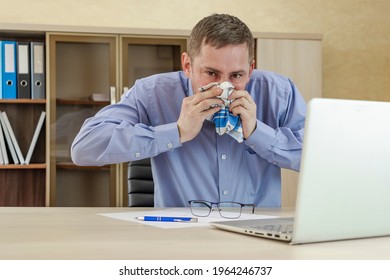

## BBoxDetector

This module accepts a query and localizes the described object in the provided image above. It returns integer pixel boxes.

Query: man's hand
[177,85,224,143]
[228,90,257,139]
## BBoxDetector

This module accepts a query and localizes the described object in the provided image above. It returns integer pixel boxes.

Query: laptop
[211,98,390,244]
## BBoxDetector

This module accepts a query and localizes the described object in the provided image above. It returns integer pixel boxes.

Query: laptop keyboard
[249,224,294,234]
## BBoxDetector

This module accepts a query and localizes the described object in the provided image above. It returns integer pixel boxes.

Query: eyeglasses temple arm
[241,203,255,214]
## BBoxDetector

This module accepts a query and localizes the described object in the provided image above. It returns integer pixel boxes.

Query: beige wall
[1,0,389,101]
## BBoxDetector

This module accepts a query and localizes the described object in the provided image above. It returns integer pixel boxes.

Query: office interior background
[2,1,390,265]
[0,0,388,208]
[1,0,389,102]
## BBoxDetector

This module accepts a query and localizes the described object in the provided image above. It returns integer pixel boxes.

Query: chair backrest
[127,158,154,206]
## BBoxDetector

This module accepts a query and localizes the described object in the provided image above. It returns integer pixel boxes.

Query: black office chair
[127,158,154,206]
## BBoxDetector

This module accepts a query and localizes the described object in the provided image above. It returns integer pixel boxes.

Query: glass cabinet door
[121,37,186,88]
[120,36,187,206]
[48,34,118,206]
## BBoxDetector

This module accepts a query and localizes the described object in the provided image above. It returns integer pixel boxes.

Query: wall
[1,0,389,101]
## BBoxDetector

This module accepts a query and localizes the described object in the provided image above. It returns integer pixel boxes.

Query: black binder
[17,42,31,99]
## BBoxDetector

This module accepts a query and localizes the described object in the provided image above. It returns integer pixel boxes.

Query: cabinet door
[121,37,186,89]
[120,36,187,206]
[256,37,322,207]
[48,34,118,206]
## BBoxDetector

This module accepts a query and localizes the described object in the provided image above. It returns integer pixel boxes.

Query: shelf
[56,98,109,106]
[0,99,46,104]
[0,163,46,169]
[56,162,110,171]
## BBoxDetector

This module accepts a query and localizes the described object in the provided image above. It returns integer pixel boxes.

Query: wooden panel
[55,169,110,207]
[257,38,322,101]
[257,37,322,207]
[0,169,45,206]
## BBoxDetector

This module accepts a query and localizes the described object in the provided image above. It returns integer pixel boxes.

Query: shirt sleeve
[244,79,306,171]
[71,82,182,166]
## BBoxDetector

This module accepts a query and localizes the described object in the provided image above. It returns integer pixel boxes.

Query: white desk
[0,207,389,260]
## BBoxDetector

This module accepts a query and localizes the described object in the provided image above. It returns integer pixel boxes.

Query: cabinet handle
[110,86,116,104]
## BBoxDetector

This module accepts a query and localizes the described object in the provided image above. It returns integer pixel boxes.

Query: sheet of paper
[99,208,276,229]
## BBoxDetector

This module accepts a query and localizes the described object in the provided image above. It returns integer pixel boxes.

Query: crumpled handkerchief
[202,82,244,143]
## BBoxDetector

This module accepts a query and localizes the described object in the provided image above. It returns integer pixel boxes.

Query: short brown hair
[187,14,254,64]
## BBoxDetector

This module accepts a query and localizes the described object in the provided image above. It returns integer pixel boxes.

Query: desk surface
[0,207,389,260]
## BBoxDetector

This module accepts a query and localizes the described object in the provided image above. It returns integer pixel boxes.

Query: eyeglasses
[188,200,255,219]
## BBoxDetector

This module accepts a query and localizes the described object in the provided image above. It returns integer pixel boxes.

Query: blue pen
[136,216,198,223]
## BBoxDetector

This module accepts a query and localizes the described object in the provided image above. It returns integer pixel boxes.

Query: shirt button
[221,154,227,160]
[166,142,173,149]
[134,152,141,158]
[223,190,229,195]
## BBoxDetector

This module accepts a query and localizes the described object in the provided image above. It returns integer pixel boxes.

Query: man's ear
[181,52,192,78]
[249,60,255,76]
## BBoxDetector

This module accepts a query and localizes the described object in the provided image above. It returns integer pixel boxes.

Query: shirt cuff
[154,122,182,153]
[244,120,276,158]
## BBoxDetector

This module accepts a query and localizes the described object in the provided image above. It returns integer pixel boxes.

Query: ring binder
[2,41,17,99]
[17,42,31,99]
[30,42,45,99]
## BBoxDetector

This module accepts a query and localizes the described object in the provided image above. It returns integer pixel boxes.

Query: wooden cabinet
[0,32,47,206]
[48,33,186,207]
[0,25,187,206]
[256,33,322,207]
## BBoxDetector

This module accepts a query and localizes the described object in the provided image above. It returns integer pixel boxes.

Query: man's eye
[232,73,243,79]
[206,71,216,76]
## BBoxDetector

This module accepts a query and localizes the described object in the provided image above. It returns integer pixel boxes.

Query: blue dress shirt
[71,70,306,207]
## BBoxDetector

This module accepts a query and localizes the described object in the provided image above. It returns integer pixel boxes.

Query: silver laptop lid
[292,98,390,244]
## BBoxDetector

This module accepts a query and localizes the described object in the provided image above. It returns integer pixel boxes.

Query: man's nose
[218,75,230,84]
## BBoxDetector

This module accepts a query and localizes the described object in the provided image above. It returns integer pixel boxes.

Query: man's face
[182,43,254,93]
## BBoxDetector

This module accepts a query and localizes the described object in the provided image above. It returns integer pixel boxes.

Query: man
[71,14,306,207]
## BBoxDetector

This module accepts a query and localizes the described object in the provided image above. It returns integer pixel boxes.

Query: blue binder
[0,41,2,98]
[2,41,17,99]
